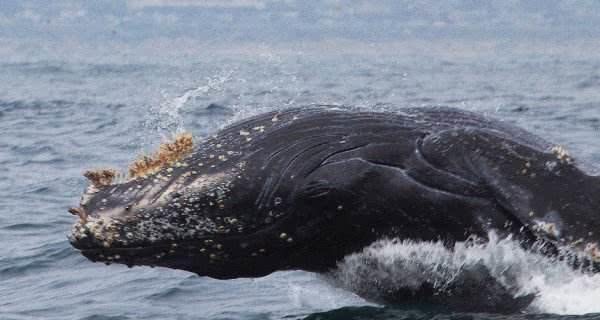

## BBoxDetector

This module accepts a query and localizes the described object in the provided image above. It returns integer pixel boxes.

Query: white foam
[287,279,368,310]
[332,233,600,315]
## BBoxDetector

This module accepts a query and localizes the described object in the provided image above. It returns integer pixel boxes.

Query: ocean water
[2,41,600,320]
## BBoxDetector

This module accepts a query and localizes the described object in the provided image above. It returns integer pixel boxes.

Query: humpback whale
[68,107,600,311]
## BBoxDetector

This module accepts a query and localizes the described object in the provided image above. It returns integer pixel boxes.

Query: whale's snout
[67,131,293,277]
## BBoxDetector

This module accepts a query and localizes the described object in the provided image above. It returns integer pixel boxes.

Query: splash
[156,76,229,134]
[142,71,234,148]
[331,233,600,315]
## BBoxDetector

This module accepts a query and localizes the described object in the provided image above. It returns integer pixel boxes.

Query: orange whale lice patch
[84,169,118,187]
[129,133,194,179]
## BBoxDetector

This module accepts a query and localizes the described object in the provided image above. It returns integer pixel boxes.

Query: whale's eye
[125,205,131,211]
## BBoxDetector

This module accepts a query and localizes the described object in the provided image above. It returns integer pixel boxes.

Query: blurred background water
[2,1,600,319]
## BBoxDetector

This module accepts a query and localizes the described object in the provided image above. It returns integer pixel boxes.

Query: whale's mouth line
[72,238,193,252]
[70,211,296,258]
[70,233,234,254]
[78,245,164,255]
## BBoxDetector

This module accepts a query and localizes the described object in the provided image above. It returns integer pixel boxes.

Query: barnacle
[129,133,194,179]
[83,169,118,187]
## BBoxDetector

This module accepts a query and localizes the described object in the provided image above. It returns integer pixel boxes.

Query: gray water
[2,41,600,319]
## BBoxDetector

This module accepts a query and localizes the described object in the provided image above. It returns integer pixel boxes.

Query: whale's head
[68,133,320,279]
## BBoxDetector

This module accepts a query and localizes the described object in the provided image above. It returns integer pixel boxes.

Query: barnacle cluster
[129,133,194,179]
[83,169,118,187]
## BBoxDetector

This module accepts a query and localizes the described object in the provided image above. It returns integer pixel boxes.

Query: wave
[330,233,600,315]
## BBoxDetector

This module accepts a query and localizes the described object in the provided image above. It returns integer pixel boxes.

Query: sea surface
[2,40,600,320]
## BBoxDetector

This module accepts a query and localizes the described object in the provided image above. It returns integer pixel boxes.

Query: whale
[68,106,600,311]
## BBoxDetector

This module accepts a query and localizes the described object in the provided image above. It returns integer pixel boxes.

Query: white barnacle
[551,145,573,164]
[239,130,250,136]
[545,161,558,171]
[534,220,560,238]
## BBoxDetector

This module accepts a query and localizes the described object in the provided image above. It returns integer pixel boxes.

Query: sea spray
[331,232,600,314]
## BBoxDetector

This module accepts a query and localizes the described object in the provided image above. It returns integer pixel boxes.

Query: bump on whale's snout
[68,206,87,223]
